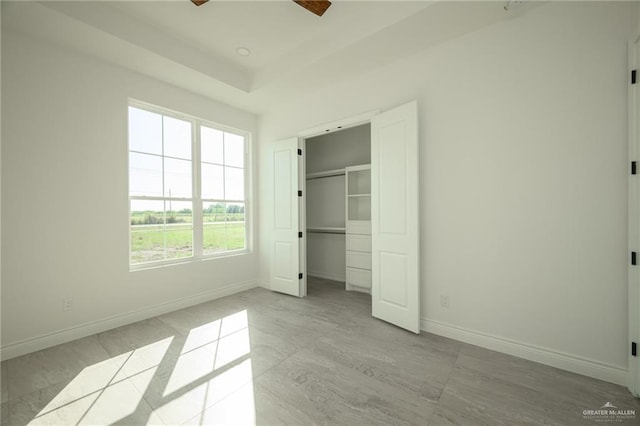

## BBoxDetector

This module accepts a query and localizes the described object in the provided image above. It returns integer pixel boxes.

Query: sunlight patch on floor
[183,376,257,425]
[114,337,174,381]
[219,310,249,338]
[183,319,222,354]
[30,338,173,425]
[214,328,251,370]
[163,345,217,396]
[154,359,255,425]
[27,310,258,425]
[39,354,128,415]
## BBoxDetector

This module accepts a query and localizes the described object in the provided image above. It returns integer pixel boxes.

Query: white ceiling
[3,1,528,113]
[108,1,435,73]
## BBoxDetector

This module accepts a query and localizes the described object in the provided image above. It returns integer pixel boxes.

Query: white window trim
[128,100,252,271]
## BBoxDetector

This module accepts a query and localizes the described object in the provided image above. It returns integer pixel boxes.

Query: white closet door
[371,101,420,333]
[271,137,302,297]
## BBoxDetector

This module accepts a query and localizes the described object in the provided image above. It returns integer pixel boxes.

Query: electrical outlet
[440,295,450,309]
[62,297,73,312]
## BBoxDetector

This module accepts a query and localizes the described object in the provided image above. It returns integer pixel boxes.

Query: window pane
[201,126,223,165]
[226,203,246,251]
[129,104,250,266]
[164,158,192,198]
[165,201,193,260]
[202,163,224,200]
[130,200,165,264]
[203,202,227,255]
[225,167,244,200]
[130,152,163,197]
[224,133,244,168]
[203,202,226,222]
[164,116,191,160]
[129,107,162,155]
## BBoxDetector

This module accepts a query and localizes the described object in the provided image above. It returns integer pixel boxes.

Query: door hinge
[632,251,637,266]
[298,190,302,197]
[298,231,303,238]
[633,69,637,85]
[633,342,637,357]
[297,149,302,156]
[632,161,637,175]
[298,273,303,279]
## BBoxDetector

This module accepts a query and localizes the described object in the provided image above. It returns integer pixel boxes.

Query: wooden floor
[2,277,639,425]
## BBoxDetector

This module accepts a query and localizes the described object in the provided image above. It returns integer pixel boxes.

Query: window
[128,103,248,267]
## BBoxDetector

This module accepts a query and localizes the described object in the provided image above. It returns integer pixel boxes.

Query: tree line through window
[128,104,248,266]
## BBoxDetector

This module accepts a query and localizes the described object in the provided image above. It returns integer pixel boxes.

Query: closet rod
[306,168,345,180]
[306,227,346,234]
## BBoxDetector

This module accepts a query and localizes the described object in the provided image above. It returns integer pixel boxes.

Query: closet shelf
[307,226,346,234]
[306,168,345,180]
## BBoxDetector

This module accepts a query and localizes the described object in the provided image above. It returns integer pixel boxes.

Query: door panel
[371,101,420,333]
[379,251,408,307]
[379,123,408,235]
[271,138,301,296]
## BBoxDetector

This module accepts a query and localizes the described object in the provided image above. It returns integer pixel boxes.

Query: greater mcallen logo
[582,402,636,423]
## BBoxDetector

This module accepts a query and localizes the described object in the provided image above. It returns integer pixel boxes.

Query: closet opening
[271,101,418,331]
[302,123,372,299]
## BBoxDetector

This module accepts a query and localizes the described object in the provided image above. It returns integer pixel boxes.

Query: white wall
[1,30,259,357]
[305,125,371,174]
[259,1,637,383]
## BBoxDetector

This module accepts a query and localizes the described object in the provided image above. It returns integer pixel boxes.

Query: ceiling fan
[190,0,332,17]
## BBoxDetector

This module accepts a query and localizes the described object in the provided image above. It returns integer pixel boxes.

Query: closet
[304,124,371,293]
[271,100,419,331]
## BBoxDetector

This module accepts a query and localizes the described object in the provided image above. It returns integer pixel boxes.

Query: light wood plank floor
[2,277,639,425]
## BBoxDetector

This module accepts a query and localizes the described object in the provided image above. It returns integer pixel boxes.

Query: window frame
[128,100,252,270]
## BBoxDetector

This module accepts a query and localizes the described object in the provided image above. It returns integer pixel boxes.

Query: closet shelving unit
[346,164,371,235]
[345,164,372,293]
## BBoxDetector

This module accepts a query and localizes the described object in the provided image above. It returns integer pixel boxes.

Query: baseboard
[308,271,346,282]
[421,318,628,387]
[1,280,258,360]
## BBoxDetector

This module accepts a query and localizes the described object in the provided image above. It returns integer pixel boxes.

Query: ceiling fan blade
[191,0,209,6]
[293,0,332,17]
